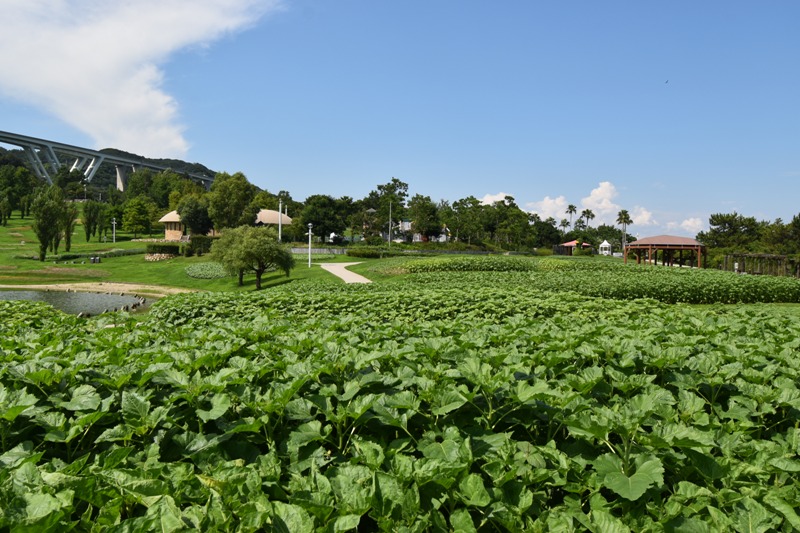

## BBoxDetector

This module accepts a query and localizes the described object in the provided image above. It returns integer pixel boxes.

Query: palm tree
[559,218,570,236]
[566,204,577,228]
[616,209,633,247]
[580,209,595,227]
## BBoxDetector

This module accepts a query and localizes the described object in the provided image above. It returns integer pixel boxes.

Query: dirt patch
[0,265,17,270]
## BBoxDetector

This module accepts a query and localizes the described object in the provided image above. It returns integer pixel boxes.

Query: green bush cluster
[403,255,537,273]
[145,243,181,255]
[346,247,406,259]
[184,262,229,279]
[183,235,217,257]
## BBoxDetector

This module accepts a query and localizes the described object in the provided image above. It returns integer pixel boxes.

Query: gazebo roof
[627,235,703,248]
[158,210,181,223]
[255,209,292,225]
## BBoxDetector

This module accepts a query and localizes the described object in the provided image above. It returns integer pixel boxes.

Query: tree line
[1,146,640,258]
[19,148,799,266]
[697,212,800,267]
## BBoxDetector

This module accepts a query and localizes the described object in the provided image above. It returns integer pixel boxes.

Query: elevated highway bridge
[0,130,215,191]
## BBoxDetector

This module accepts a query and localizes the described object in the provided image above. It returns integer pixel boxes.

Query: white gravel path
[319,262,372,284]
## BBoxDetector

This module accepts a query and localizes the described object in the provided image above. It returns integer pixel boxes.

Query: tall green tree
[122,196,157,238]
[616,209,633,247]
[532,218,562,248]
[580,209,595,228]
[31,186,65,261]
[207,172,258,230]
[300,195,345,241]
[60,202,80,252]
[82,200,106,242]
[0,165,38,215]
[696,212,763,249]
[363,178,409,240]
[211,226,295,289]
[124,169,154,200]
[149,170,186,208]
[0,194,11,226]
[449,196,483,244]
[559,218,570,236]
[407,194,440,240]
[566,204,577,228]
[53,167,86,199]
[177,194,213,236]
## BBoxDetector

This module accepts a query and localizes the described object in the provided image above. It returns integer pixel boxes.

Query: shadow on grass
[237,273,295,291]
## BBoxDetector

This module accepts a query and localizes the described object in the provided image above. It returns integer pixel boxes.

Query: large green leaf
[600,456,664,501]
[61,384,102,412]
[450,508,477,532]
[197,393,231,422]
[458,474,491,507]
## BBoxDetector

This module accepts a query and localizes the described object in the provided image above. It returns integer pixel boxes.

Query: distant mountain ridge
[98,147,216,177]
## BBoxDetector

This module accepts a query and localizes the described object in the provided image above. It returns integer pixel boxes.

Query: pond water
[0,290,147,316]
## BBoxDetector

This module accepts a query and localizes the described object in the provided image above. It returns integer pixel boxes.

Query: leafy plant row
[2,282,800,530]
[393,255,800,304]
[403,256,537,273]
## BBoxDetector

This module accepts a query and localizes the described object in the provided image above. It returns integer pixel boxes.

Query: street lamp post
[278,198,283,242]
[307,223,313,268]
[111,217,116,243]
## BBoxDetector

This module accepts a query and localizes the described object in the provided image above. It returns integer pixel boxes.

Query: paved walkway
[319,262,372,284]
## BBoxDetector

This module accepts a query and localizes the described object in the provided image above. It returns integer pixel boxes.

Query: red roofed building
[554,239,593,256]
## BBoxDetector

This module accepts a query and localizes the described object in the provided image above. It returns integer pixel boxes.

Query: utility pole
[307,223,313,268]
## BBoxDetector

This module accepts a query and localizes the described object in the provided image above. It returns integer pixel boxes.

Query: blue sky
[1,1,798,236]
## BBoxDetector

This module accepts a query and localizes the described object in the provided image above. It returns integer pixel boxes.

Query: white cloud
[0,0,281,157]
[680,217,705,234]
[665,217,704,236]
[525,195,568,221]
[631,206,656,226]
[580,181,620,224]
[480,192,513,205]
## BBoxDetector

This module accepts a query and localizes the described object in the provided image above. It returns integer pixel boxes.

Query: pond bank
[0,282,195,299]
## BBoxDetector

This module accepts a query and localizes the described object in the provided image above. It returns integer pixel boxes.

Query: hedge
[146,244,181,255]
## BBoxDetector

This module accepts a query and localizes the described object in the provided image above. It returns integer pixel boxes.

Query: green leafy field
[3,256,800,531]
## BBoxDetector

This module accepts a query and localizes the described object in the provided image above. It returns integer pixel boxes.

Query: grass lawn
[0,211,371,291]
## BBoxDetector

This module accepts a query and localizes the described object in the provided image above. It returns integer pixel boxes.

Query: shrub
[346,247,407,259]
[146,244,181,255]
[404,255,537,273]
[188,235,216,256]
[185,262,229,279]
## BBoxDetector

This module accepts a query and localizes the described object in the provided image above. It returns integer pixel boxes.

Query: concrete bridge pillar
[115,165,128,192]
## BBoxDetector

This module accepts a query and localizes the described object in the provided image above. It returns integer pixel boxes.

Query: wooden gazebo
[624,235,706,268]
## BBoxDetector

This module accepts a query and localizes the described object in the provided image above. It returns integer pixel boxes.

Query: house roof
[561,240,592,247]
[158,210,181,223]
[627,235,703,247]
[255,209,292,225]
